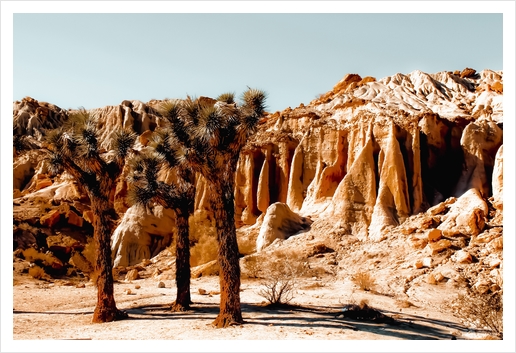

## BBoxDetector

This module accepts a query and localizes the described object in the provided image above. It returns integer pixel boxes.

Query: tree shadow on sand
[14,300,478,340]
[114,301,474,340]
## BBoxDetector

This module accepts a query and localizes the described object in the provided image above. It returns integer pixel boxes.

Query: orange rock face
[66,210,83,228]
[40,210,61,228]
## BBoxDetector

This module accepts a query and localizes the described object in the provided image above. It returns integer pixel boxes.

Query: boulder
[451,250,472,264]
[139,130,154,146]
[46,234,82,252]
[191,260,219,278]
[256,202,312,252]
[426,229,442,242]
[433,272,445,283]
[66,210,83,228]
[125,269,140,281]
[53,181,82,203]
[40,210,61,228]
[473,279,491,294]
[425,239,452,255]
[69,252,93,274]
[426,197,456,216]
[111,204,176,267]
[438,188,488,237]
[426,273,437,285]
[487,237,503,252]
[485,254,501,269]
[414,257,433,269]
[471,227,502,244]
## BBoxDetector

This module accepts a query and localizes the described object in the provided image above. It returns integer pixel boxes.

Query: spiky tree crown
[126,149,194,212]
[45,109,136,188]
[156,88,267,181]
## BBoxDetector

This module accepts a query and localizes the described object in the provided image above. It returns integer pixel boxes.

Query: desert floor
[9,263,506,353]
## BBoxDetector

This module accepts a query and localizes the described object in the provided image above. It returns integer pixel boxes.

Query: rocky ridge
[12,68,503,333]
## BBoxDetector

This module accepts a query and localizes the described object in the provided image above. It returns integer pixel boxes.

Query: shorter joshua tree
[127,147,195,311]
[46,109,136,323]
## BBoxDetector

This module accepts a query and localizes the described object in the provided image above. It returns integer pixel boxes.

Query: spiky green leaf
[196,105,222,147]
[217,92,235,104]
[112,129,137,159]
[158,99,182,125]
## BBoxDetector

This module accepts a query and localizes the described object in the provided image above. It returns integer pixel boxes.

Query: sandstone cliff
[238,68,503,242]
[12,67,503,270]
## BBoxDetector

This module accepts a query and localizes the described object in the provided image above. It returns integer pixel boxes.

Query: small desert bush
[82,238,96,266]
[28,265,46,279]
[339,298,394,323]
[242,255,261,278]
[189,211,218,267]
[351,271,376,292]
[449,288,503,339]
[22,248,57,267]
[237,231,258,255]
[257,250,307,305]
[76,238,99,282]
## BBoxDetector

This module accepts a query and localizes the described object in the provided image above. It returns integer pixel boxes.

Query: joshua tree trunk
[210,180,243,327]
[91,197,126,323]
[171,206,191,311]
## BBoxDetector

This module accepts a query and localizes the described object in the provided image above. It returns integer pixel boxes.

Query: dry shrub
[257,250,307,305]
[396,299,416,309]
[449,288,503,339]
[28,265,46,279]
[79,238,98,282]
[339,298,395,323]
[22,248,50,265]
[351,271,376,292]
[189,211,218,267]
[242,255,261,279]
[22,248,62,269]
[301,282,325,290]
[237,231,258,256]
[82,238,96,266]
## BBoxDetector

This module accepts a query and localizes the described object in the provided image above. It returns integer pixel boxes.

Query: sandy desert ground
[8,254,510,353]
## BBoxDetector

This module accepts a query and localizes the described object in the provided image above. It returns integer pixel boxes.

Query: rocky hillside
[13,68,503,329]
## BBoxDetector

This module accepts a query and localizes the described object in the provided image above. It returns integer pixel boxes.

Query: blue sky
[10,9,505,113]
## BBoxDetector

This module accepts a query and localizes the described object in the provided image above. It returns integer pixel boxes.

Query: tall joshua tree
[127,142,195,311]
[157,89,267,327]
[46,109,136,323]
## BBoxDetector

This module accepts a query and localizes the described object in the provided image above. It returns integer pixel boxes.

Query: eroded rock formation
[12,67,504,267]
[236,68,503,242]
[111,204,176,267]
[255,202,312,252]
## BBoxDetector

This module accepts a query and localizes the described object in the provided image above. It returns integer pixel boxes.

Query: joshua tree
[127,144,195,311]
[46,109,136,323]
[157,89,267,327]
